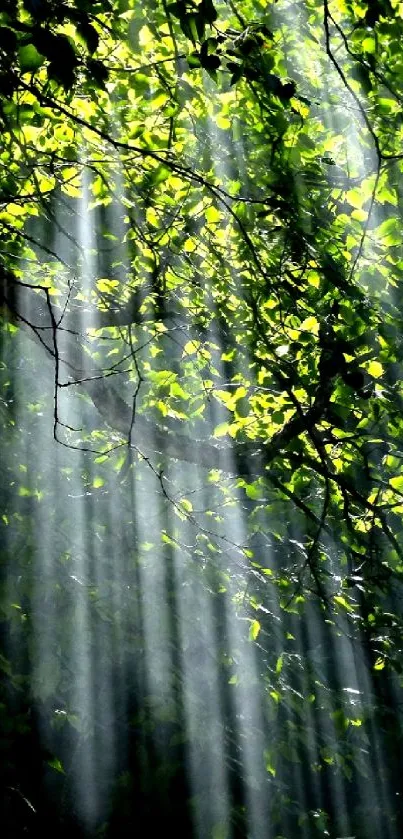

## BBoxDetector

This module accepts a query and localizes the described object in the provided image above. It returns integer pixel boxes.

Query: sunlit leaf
[249,619,261,641]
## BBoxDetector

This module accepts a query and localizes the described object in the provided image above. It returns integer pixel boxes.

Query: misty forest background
[1,0,403,837]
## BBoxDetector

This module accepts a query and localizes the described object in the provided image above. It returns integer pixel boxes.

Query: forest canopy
[1,1,403,838]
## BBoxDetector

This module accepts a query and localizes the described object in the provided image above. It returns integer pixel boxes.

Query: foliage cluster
[1,0,403,837]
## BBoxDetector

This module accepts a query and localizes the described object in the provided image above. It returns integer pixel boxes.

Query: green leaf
[245,482,261,500]
[18,43,45,72]
[275,654,283,674]
[48,757,65,774]
[187,51,202,68]
[249,619,261,641]
[390,476,403,493]
[214,422,231,438]
[367,360,383,378]
[331,708,350,733]
[205,205,221,223]
[333,595,355,612]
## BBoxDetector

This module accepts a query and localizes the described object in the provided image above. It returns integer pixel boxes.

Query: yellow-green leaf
[249,619,261,641]
[205,205,221,224]
[367,360,383,379]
